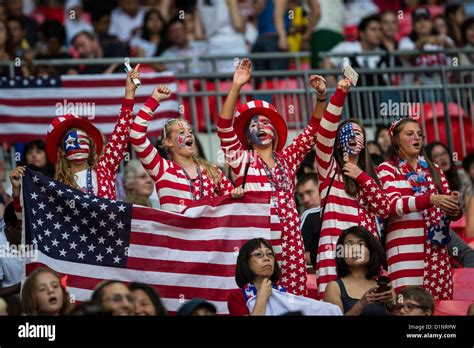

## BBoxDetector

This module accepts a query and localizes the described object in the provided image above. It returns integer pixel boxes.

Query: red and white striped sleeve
[96,98,134,177]
[217,116,249,178]
[377,161,432,216]
[217,167,234,195]
[281,117,320,175]
[129,97,168,182]
[315,89,348,181]
[356,171,390,218]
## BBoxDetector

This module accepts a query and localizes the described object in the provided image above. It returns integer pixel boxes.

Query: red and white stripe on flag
[0,72,179,142]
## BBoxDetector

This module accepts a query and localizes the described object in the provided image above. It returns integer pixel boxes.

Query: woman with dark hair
[129,282,167,316]
[324,226,395,315]
[378,118,462,300]
[227,238,341,316]
[375,125,391,159]
[20,139,55,178]
[314,79,390,298]
[445,2,466,47]
[90,280,134,316]
[460,17,474,65]
[426,141,474,237]
[21,267,71,315]
[131,8,164,57]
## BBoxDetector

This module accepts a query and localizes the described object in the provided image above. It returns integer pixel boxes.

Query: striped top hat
[233,100,287,151]
[46,114,104,164]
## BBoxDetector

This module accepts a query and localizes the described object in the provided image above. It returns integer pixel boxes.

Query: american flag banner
[21,169,281,314]
[0,73,179,142]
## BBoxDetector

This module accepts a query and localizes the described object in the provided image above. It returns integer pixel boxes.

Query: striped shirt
[130,97,233,213]
[314,89,390,297]
[378,160,459,299]
[217,100,322,296]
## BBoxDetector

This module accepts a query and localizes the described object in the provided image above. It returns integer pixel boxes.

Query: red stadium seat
[421,102,474,161]
[434,300,473,316]
[452,268,474,284]
[451,215,466,238]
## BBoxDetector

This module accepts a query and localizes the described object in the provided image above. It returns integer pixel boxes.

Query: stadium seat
[421,102,474,161]
[452,268,474,284]
[451,215,466,238]
[434,300,473,316]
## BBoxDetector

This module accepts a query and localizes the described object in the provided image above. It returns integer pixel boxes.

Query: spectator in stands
[448,232,474,268]
[227,238,342,315]
[309,0,345,68]
[20,139,55,178]
[6,16,30,59]
[394,286,434,316]
[91,10,122,49]
[177,298,217,316]
[109,0,145,43]
[367,141,385,166]
[5,0,38,47]
[462,153,474,190]
[287,0,318,53]
[323,14,386,81]
[375,125,391,158]
[296,173,321,269]
[159,16,210,74]
[195,0,248,72]
[21,267,71,315]
[71,30,129,74]
[123,160,156,208]
[433,14,449,36]
[399,7,454,100]
[0,20,13,73]
[296,149,316,179]
[378,118,462,300]
[446,2,466,47]
[90,280,134,316]
[251,0,289,71]
[380,10,399,52]
[64,0,94,44]
[426,141,474,237]
[324,226,396,315]
[36,20,73,75]
[129,282,167,316]
[131,8,164,57]
[0,203,22,300]
[460,17,474,66]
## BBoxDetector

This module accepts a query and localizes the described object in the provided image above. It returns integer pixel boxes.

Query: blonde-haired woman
[129,85,242,212]
[10,67,141,211]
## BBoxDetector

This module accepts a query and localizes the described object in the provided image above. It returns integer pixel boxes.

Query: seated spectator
[460,17,474,66]
[159,16,210,74]
[296,173,321,268]
[64,0,94,44]
[5,0,38,47]
[462,153,474,191]
[227,238,342,315]
[196,0,248,72]
[323,14,387,86]
[90,280,134,316]
[129,282,167,316]
[71,30,129,74]
[123,160,158,208]
[0,203,22,299]
[375,124,390,158]
[131,8,164,57]
[36,20,73,75]
[324,226,396,315]
[177,298,217,316]
[21,267,71,315]
[367,141,385,166]
[399,7,454,100]
[394,286,435,316]
[109,0,145,43]
[446,2,466,47]
[426,141,474,237]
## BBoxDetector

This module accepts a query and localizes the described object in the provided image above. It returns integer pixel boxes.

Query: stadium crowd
[0,0,474,317]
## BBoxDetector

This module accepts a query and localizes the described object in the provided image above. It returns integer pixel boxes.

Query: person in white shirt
[109,0,146,43]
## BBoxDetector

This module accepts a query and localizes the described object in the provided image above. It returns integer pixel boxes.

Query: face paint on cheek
[406,135,417,145]
[338,123,357,155]
[175,133,186,148]
[246,116,275,146]
[64,130,90,162]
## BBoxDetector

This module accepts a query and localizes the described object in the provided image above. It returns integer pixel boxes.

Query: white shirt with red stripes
[130,97,234,213]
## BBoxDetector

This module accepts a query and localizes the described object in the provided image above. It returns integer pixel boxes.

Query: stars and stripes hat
[46,114,104,165]
[233,100,287,151]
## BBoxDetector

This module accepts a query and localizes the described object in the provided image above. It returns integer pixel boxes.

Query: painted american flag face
[338,123,364,155]
[172,121,194,150]
[63,129,90,163]
[246,115,275,147]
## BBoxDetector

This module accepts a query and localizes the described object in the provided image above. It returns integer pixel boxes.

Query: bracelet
[317,98,327,102]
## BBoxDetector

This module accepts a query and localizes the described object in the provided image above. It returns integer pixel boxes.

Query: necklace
[397,156,429,196]
[86,167,93,194]
[176,160,203,201]
[260,153,290,222]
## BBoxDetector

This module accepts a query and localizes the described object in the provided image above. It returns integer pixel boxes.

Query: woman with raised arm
[314,78,390,299]
[378,118,462,299]
[217,58,330,296]
[129,85,240,213]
